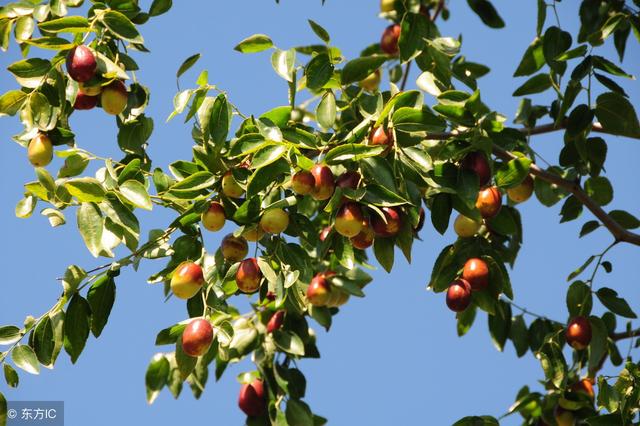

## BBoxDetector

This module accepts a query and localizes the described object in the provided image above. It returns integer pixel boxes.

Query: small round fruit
[78,80,103,96]
[371,207,402,237]
[242,225,265,242]
[335,171,361,191]
[446,279,472,312]
[311,164,335,201]
[461,151,491,187]
[380,24,401,55]
[350,219,375,250]
[260,208,289,234]
[27,133,53,167]
[170,262,204,300]
[238,379,266,417]
[453,214,482,238]
[359,69,381,92]
[73,92,98,110]
[236,258,262,293]
[566,316,592,350]
[100,80,128,115]
[380,0,395,13]
[266,311,285,334]
[369,126,393,155]
[334,202,364,238]
[221,170,244,198]
[476,186,502,218]
[554,406,575,426]
[182,318,213,357]
[66,45,96,82]
[221,234,249,262]
[292,170,315,195]
[462,258,489,291]
[201,201,226,232]
[307,273,331,306]
[571,379,595,401]
[507,176,534,203]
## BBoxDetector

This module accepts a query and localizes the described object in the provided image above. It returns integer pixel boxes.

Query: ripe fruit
[260,208,289,234]
[266,311,285,333]
[369,126,393,154]
[170,262,204,300]
[201,201,226,232]
[78,81,102,96]
[236,258,262,293]
[414,207,425,232]
[554,406,575,426]
[507,176,534,203]
[307,273,331,306]
[371,207,402,237]
[380,24,401,55]
[462,258,489,291]
[311,164,335,201]
[65,45,96,82]
[291,170,315,195]
[476,186,502,218]
[73,92,98,110]
[461,151,491,187]
[446,279,472,312]
[182,318,213,357]
[453,214,482,238]
[571,379,595,401]
[380,0,395,12]
[242,225,265,242]
[359,69,381,92]
[27,133,53,167]
[221,170,244,198]
[334,202,364,238]
[350,219,375,250]
[238,379,266,417]
[335,170,361,191]
[100,80,128,115]
[221,234,249,262]
[566,316,592,350]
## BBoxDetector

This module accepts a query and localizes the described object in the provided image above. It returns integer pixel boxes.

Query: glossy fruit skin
[380,24,401,55]
[27,133,53,167]
[369,126,394,155]
[66,45,96,82]
[446,279,472,312]
[554,406,575,426]
[507,175,534,203]
[319,225,332,242]
[260,208,289,234]
[292,171,314,195]
[201,201,225,232]
[242,225,265,242]
[335,171,361,191]
[566,316,592,350]
[238,379,266,417]
[73,92,98,110]
[170,262,204,300]
[476,186,502,218]
[571,379,595,400]
[462,151,491,187]
[222,170,244,198]
[266,311,285,334]
[380,0,395,12]
[350,219,375,249]
[182,318,213,357]
[221,234,249,262]
[334,202,364,237]
[236,258,262,293]
[78,80,102,96]
[462,258,489,291]
[414,207,425,232]
[371,207,402,237]
[100,80,128,115]
[359,69,381,92]
[453,214,482,238]
[310,164,335,201]
[307,273,331,306]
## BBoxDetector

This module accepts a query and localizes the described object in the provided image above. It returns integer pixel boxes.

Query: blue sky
[1,1,639,425]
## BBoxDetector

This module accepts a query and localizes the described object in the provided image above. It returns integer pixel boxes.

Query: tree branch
[425,122,640,247]
[611,327,640,342]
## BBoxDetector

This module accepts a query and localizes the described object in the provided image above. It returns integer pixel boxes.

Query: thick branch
[611,327,640,342]
[426,122,640,247]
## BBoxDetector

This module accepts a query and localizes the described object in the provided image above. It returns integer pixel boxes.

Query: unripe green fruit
[27,133,53,167]
[359,69,381,92]
[222,171,244,198]
[101,80,128,115]
[453,214,482,238]
[260,208,289,234]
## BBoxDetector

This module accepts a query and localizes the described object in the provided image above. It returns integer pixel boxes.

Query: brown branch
[611,327,640,342]
[426,122,640,247]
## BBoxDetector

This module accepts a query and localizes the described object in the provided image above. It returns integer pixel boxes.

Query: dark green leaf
[63,295,91,364]
[234,34,273,53]
[176,53,200,79]
[596,288,637,318]
[102,10,143,43]
[87,275,116,337]
[341,55,387,85]
[594,92,640,139]
[305,53,333,90]
[512,73,552,96]
[466,0,504,28]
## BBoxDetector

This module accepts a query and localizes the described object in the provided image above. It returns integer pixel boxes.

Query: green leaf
[488,301,511,351]
[4,364,18,388]
[64,295,91,364]
[286,399,314,426]
[316,90,336,129]
[587,316,608,372]
[514,39,545,76]
[430,193,452,235]
[25,37,75,50]
[119,180,152,210]
[584,176,613,206]
[495,156,532,188]
[596,288,637,318]
[251,145,287,169]
[457,306,477,337]
[0,326,22,345]
[341,55,387,85]
[324,144,385,164]
[466,0,505,28]
[555,45,588,61]
[77,203,104,258]
[234,34,273,53]
[65,178,106,203]
[373,237,394,273]
[308,20,330,43]
[101,10,144,43]
[273,330,305,356]
[452,415,499,426]
[7,58,50,79]
[145,354,169,404]
[512,73,552,96]
[209,93,231,147]
[32,316,54,367]
[12,345,39,375]
[542,26,572,73]
[392,106,447,132]
[0,391,6,426]
[271,49,296,82]
[176,53,200,79]
[15,195,36,219]
[38,16,90,33]
[305,53,333,90]
[399,13,431,62]
[538,341,566,388]
[566,280,593,317]
[149,0,172,16]
[0,90,28,116]
[594,92,640,139]
[87,275,116,337]
[609,210,640,230]
[509,315,529,357]
[580,220,600,237]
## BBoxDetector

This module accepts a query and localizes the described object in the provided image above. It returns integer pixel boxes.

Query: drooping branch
[426,122,640,247]
[612,327,640,342]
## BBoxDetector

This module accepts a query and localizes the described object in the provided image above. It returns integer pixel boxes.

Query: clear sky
[1,1,639,425]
